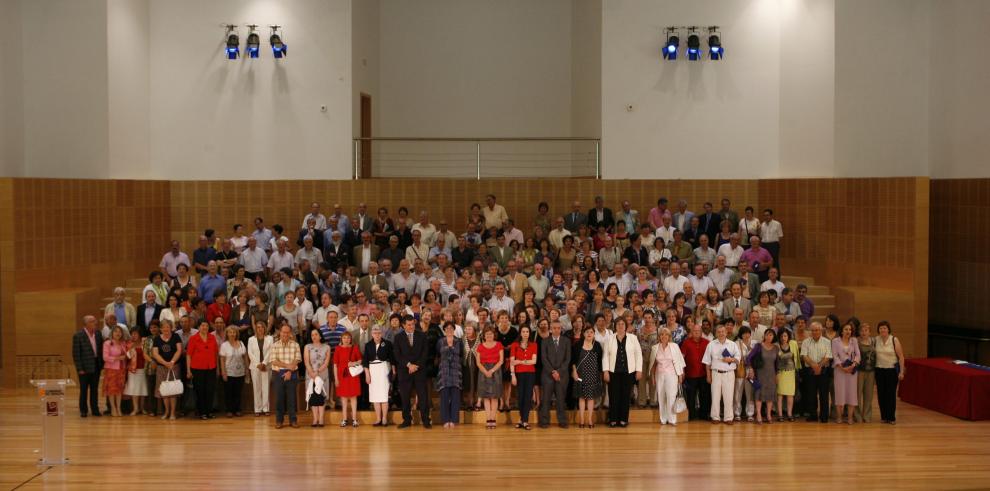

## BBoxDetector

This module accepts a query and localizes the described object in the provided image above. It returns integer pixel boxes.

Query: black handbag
[308,391,326,407]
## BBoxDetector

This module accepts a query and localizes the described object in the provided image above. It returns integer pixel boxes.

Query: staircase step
[807,294,834,303]
[806,285,829,295]
[125,278,149,289]
[781,275,816,286]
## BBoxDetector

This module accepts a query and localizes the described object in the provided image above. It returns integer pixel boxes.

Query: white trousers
[710,371,735,422]
[733,377,754,418]
[250,367,270,413]
[655,371,680,424]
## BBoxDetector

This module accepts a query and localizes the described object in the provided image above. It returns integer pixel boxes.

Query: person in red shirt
[680,323,711,421]
[509,325,538,430]
[186,320,219,420]
[206,291,232,325]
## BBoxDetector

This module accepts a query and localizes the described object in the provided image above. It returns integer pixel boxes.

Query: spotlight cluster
[662,26,722,61]
[224,24,287,60]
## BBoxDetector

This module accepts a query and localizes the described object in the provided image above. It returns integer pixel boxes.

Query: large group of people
[73,195,907,430]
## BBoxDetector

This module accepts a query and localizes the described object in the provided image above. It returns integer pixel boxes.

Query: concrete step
[806,285,830,295]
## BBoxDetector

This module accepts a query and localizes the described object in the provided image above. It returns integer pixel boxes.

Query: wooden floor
[1,389,989,490]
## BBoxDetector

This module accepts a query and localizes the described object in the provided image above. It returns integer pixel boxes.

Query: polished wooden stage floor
[1,389,988,490]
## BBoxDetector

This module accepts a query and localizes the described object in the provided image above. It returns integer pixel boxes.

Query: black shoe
[538,423,550,429]
[92,411,102,417]
[423,421,432,429]
[397,422,412,429]
[558,423,569,429]
[80,413,88,418]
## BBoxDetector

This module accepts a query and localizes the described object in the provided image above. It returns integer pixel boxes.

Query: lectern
[29,378,75,465]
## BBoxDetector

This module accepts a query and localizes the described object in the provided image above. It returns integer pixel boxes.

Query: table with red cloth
[899,357,990,421]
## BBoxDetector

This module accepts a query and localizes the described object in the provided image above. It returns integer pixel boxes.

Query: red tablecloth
[899,357,990,420]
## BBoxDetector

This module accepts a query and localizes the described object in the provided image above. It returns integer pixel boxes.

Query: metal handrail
[352,137,602,180]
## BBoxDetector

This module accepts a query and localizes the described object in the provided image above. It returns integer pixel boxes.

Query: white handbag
[674,385,687,414]
[159,369,184,397]
[348,365,365,377]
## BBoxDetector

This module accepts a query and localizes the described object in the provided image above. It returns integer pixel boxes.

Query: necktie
[407,332,414,346]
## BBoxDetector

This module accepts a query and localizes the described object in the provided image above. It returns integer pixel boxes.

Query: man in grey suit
[539,321,571,429]
[563,200,587,233]
[722,282,752,321]
[72,315,104,417]
[737,261,761,301]
[672,199,695,232]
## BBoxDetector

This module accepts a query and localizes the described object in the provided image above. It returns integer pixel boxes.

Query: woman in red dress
[333,331,364,427]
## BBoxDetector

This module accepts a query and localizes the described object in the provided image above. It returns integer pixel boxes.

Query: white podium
[29,378,75,465]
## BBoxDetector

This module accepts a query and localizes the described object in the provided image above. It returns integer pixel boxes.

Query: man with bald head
[72,315,105,417]
[564,200,587,233]
[800,321,833,423]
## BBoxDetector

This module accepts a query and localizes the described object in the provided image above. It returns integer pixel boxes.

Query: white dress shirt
[760,220,783,243]
[716,244,744,267]
[702,338,741,372]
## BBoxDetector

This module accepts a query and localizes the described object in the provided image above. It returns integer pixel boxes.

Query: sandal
[515,423,524,429]
[522,423,531,430]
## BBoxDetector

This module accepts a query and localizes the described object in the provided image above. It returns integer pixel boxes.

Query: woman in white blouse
[230,224,249,253]
[247,321,273,416]
[738,206,760,246]
[159,293,187,326]
[649,327,686,426]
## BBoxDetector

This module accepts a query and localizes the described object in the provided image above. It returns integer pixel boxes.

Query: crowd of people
[73,195,907,430]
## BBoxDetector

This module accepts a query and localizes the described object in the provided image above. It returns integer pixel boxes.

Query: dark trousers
[78,371,101,415]
[181,369,196,414]
[358,377,371,410]
[272,370,299,424]
[684,376,711,420]
[439,386,461,424]
[539,373,569,425]
[607,371,635,423]
[876,368,899,422]
[763,241,780,270]
[803,368,830,422]
[398,370,430,424]
[191,369,216,417]
[224,376,245,413]
[515,372,536,423]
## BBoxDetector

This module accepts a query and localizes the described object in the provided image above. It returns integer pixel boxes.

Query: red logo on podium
[46,401,58,416]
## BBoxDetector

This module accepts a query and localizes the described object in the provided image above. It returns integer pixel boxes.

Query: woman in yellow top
[753,292,776,327]
[775,329,801,422]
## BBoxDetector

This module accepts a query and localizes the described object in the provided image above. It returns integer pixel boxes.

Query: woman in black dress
[494,312,518,412]
[571,326,604,428]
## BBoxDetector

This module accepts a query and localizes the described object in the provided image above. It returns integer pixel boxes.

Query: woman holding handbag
[124,327,149,416]
[749,329,779,424]
[649,327,686,426]
[333,331,364,427]
[832,322,861,425]
[875,321,906,424]
[152,319,184,420]
[305,328,330,427]
[572,326,603,429]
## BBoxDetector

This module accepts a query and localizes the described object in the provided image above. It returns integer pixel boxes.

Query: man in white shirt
[716,233,745,269]
[502,218,524,247]
[655,214,677,245]
[605,263,633,296]
[159,240,191,279]
[485,283,515,316]
[252,217,274,253]
[390,259,420,296]
[268,238,294,274]
[703,325,741,424]
[688,263,715,297]
[432,220,458,249]
[301,202,327,230]
[329,204,350,234]
[598,236,622,271]
[760,267,786,297]
[238,237,268,280]
[672,199,694,232]
[743,311,768,342]
[548,217,571,251]
[708,255,736,294]
[527,263,549,302]
[296,235,323,268]
[662,262,688,299]
[427,236,452,266]
[759,208,783,270]
[411,211,437,246]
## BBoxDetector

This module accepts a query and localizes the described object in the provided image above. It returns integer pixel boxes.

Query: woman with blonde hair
[649,327,686,426]
[219,325,248,417]
[102,326,129,416]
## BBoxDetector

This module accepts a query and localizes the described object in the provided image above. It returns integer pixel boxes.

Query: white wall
[602,0,783,179]
[108,0,151,179]
[778,0,834,177]
[377,0,575,177]
[929,0,990,179]
[571,0,603,176]
[148,0,352,180]
[0,0,24,177]
[352,0,379,140]
[834,0,930,177]
[20,0,109,179]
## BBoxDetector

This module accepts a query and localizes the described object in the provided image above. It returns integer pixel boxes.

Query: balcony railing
[352,137,601,179]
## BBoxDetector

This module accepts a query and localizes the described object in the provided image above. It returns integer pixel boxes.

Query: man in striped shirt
[800,322,833,423]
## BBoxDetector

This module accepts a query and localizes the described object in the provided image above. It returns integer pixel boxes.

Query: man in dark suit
[563,200,587,233]
[323,229,350,272]
[697,201,722,245]
[586,195,615,232]
[377,235,405,270]
[351,232,381,275]
[623,234,650,267]
[72,315,104,417]
[539,320,571,429]
[297,217,325,250]
[357,262,390,298]
[393,315,431,428]
[136,290,163,337]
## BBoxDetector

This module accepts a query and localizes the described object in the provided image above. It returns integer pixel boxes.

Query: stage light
[708,27,723,60]
[687,30,701,61]
[246,25,260,58]
[662,28,679,60]
[270,25,287,59]
[224,25,239,60]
